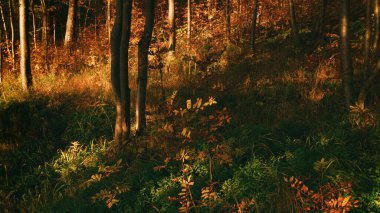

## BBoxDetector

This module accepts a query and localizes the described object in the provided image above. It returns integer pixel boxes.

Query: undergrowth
[0,34,379,213]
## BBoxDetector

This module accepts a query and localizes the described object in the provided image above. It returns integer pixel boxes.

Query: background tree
[19,0,32,91]
[168,0,176,51]
[225,0,231,42]
[288,0,301,45]
[64,0,77,47]
[136,0,156,135]
[187,0,191,46]
[340,0,354,107]
[250,0,259,52]
[363,0,372,81]
[9,0,15,70]
[314,0,328,40]
[374,0,380,53]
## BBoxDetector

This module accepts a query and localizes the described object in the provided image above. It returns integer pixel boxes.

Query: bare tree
[340,0,354,107]
[373,0,380,54]
[19,0,32,91]
[187,0,191,46]
[363,0,372,82]
[0,2,10,57]
[225,0,231,42]
[9,0,15,70]
[64,0,77,46]
[288,0,301,45]
[168,0,176,51]
[250,0,259,52]
[41,0,49,70]
[30,0,37,49]
[314,0,328,40]
[136,0,156,135]
[111,0,133,143]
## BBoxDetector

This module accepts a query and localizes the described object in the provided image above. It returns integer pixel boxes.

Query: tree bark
[364,0,372,82]
[374,0,380,54]
[41,0,49,71]
[314,0,328,40]
[250,0,259,52]
[107,0,111,44]
[0,2,11,61]
[225,0,231,43]
[136,0,156,135]
[288,0,301,46]
[111,0,133,143]
[168,0,176,51]
[187,0,191,46]
[9,0,15,71]
[64,0,77,46]
[358,59,380,106]
[340,0,354,107]
[19,0,32,91]
[30,0,37,49]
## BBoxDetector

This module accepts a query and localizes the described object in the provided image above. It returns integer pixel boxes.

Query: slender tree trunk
[340,0,354,107]
[374,0,380,54]
[314,0,328,40]
[168,0,176,51]
[53,16,56,48]
[225,0,231,43]
[64,0,77,46]
[187,0,191,46]
[136,0,156,135]
[9,0,15,71]
[107,0,111,44]
[111,0,123,142]
[288,0,301,45]
[111,0,133,143]
[358,59,380,106]
[19,0,32,91]
[364,0,372,82]
[250,0,259,52]
[41,0,49,70]
[118,0,132,141]
[30,0,37,49]
[0,2,10,60]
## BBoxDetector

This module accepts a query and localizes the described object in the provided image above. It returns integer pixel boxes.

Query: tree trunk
[0,2,11,61]
[364,0,372,82]
[19,0,32,91]
[111,0,133,143]
[225,0,231,43]
[9,0,15,71]
[168,0,176,51]
[30,0,37,49]
[288,0,301,46]
[374,0,380,54]
[340,0,354,107]
[136,0,156,135]
[250,0,258,52]
[118,0,132,141]
[107,0,111,44]
[358,59,380,106]
[187,0,191,46]
[111,0,132,143]
[64,0,77,46]
[41,0,49,71]
[314,0,328,40]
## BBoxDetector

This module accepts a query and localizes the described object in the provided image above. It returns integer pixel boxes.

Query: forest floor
[0,35,379,212]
